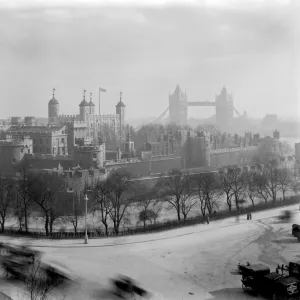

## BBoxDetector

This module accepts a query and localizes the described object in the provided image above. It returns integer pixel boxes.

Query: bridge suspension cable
[133,107,169,131]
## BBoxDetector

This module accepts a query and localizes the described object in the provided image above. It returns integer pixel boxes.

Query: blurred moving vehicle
[278,210,291,222]
[0,242,71,288]
[111,275,150,299]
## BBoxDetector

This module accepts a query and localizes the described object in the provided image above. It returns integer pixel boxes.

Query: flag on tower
[99,87,106,92]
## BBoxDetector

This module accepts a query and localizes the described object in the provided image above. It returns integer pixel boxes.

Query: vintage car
[238,262,300,299]
[241,264,271,291]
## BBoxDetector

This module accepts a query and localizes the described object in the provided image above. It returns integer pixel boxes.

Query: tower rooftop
[79,89,89,106]
[48,88,59,105]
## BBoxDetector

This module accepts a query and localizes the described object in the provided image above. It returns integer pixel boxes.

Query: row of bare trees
[0,163,297,236]
[154,164,297,222]
[0,167,76,235]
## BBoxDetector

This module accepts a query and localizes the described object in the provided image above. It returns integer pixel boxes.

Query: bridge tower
[169,84,187,126]
[215,87,233,132]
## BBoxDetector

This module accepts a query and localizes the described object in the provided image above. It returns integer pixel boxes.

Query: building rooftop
[7,125,65,133]
[116,100,126,108]
[48,97,59,105]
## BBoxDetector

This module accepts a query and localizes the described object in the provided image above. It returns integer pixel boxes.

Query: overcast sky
[0,0,299,120]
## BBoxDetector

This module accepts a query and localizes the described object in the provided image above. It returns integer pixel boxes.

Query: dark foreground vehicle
[239,263,300,300]
[111,275,150,299]
[292,225,300,241]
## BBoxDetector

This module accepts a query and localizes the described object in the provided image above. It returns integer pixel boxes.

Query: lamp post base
[84,235,88,244]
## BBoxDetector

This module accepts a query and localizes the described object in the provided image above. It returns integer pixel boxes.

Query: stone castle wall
[209,146,257,167]
[105,157,182,176]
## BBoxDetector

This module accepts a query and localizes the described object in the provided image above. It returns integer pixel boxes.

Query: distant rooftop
[7,125,65,133]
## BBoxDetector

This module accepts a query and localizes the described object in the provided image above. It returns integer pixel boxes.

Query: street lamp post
[84,194,89,244]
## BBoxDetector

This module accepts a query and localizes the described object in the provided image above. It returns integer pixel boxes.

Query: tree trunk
[113,221,119,235]
[143,220,146,228]
[104,223,108,236]
[227,196,232,211]
[49,219,54,235]
[235,194,240,210]
[282,190,286,200]
[249,196,255,208]
[0,222,4,233]
[44,215,49,236]
[24,208,28,233]
[177,209,181,221]
[72,218,78,235]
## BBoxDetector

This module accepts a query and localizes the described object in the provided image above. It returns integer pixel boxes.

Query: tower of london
[48,89,126,147]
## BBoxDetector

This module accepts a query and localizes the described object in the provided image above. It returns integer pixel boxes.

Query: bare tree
[278,140,293,157]
[28,172,66,236]
[193,171,222,216]
[156,169,196,222]
[62,192,84,235]
[264,164,280,202]
[246,172,259,207]
[277,168,292,200]
[0,175,14,233]
[150,200,163,224]
[253,173,269,202]
[92,180,112,236]
[229,168,247,210]
[106,170,136,235]
[219,169,234,211]
[136,184,158,228]
[15,167,34,233]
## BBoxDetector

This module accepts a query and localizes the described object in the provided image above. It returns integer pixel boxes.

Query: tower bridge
[141,85,241,132]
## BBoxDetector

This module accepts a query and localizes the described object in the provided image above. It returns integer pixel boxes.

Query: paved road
[0,204,299,300]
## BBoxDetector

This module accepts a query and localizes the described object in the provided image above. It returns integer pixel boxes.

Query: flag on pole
[99,87,106,92]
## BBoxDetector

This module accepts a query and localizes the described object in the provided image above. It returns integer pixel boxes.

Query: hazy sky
[0,0,299,120]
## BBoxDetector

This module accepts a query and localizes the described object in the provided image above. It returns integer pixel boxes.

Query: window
[28,149,30,153]
[20,148,23,153]
[61,138,65,143]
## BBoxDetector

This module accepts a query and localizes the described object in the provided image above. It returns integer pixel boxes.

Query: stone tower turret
[79,89,89,122]
[48,88,59,125]
[88,92,95,114]
[116,91,126,142]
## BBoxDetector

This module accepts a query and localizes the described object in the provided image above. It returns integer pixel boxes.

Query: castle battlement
[210,146,257,154]
[75,145,102,152]
[0,140,25,146]
[58,114,78,118]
